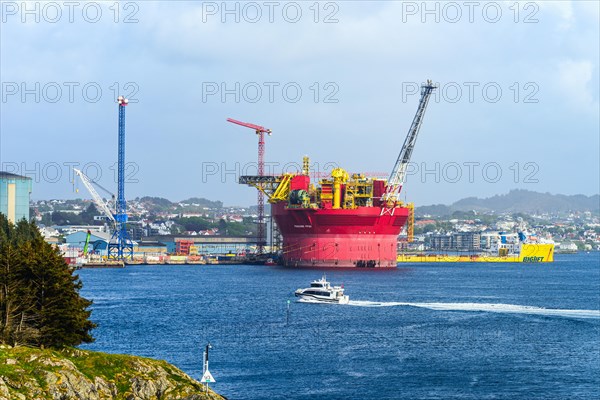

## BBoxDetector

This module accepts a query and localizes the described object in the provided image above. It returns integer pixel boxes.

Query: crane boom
[383,80,437,204]
[227,118,272,134]
[74,168,116,225]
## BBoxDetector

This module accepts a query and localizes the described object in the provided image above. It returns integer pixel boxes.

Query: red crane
[227,118,272,254]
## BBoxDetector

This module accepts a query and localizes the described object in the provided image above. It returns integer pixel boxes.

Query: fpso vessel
[238,81,437,268]
[268,168,411,267]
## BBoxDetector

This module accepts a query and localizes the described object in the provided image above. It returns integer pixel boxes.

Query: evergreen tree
[80,203,101,225]
[0,232,34,345]
[0,214,95,348]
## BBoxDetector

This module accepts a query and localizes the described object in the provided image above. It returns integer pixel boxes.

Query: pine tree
[31,232,96,348]
[0,214,96,348]
[0,234,29,345]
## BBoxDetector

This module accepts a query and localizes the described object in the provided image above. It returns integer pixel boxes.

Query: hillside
[417,190,600,216]
[0,345,223,400]
[136,196,223,212]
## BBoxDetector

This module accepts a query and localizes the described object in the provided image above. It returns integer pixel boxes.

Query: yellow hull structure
[397,244,555,263]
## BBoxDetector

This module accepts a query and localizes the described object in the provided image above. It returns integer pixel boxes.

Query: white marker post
[201,343,216,394]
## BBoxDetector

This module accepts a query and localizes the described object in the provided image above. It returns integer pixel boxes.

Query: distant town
[32,191,600,260]
[5,169,597,264]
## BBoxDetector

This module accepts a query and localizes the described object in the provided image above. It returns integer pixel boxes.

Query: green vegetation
[0,213,95,348]
[413,223,436,235]
[137,196,174,212]
[179,197,223,209]
[174,216,214,232]
[0,214,224,399]
[40,203,102,226]
[417,189,600,216]
[171,216,256,236]
[0,345,223,399]
[135,196,224,214]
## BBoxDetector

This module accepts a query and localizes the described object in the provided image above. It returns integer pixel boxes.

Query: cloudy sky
[1,0,598,206]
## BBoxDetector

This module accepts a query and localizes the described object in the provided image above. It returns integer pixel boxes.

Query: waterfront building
[0,172,32,223]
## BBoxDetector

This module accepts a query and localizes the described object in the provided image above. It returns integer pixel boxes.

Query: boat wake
[297,297,337,304]
[347,300,600,320]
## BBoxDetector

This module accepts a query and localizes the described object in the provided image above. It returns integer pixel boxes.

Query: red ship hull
[272,202,408,267]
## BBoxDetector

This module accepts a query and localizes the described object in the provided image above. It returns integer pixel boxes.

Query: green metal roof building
[0,172,32,223]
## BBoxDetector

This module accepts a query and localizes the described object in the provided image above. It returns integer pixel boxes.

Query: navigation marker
[201,369,216,383]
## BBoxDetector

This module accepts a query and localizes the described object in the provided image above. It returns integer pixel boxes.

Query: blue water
[79,253,600,399]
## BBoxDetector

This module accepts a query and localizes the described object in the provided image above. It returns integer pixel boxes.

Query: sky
[1,0,598,207]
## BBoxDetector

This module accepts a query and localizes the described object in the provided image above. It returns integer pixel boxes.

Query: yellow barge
[398,243,555,263]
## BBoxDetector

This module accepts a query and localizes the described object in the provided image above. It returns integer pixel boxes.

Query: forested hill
[417,190,600,216]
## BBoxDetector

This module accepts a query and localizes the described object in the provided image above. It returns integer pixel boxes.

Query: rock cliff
[0,345,223,400]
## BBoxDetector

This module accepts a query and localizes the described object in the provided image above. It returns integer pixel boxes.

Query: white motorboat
[295,275,349,304]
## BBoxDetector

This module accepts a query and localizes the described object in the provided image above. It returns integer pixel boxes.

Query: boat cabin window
[311,283,323,287]
[304,290,331,296]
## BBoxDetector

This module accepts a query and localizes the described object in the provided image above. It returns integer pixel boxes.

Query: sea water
[79,252,600,399]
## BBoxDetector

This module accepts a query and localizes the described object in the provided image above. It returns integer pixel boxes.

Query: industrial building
[142,235,255,255]
[134,241,168,258]
[65,231,111,256]
[0,172,32,223]
[430,232,482,252]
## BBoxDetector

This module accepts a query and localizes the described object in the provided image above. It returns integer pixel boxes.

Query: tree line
[172,216,256,236]
[0,213,95,348]
[38,203,102,226]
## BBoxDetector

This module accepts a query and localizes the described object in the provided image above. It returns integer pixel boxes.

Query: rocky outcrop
[0,345,223,400]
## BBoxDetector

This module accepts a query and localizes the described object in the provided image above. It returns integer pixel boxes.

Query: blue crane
[108,96,134,259]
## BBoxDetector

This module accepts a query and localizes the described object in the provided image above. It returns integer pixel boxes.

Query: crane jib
[73,168,116,225]
[383,81,437,203]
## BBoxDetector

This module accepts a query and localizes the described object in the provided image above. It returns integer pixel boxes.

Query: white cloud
[557,59,598,114]
[575,1,600,23]
[535,0,575,29]
[2,1,598,201]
